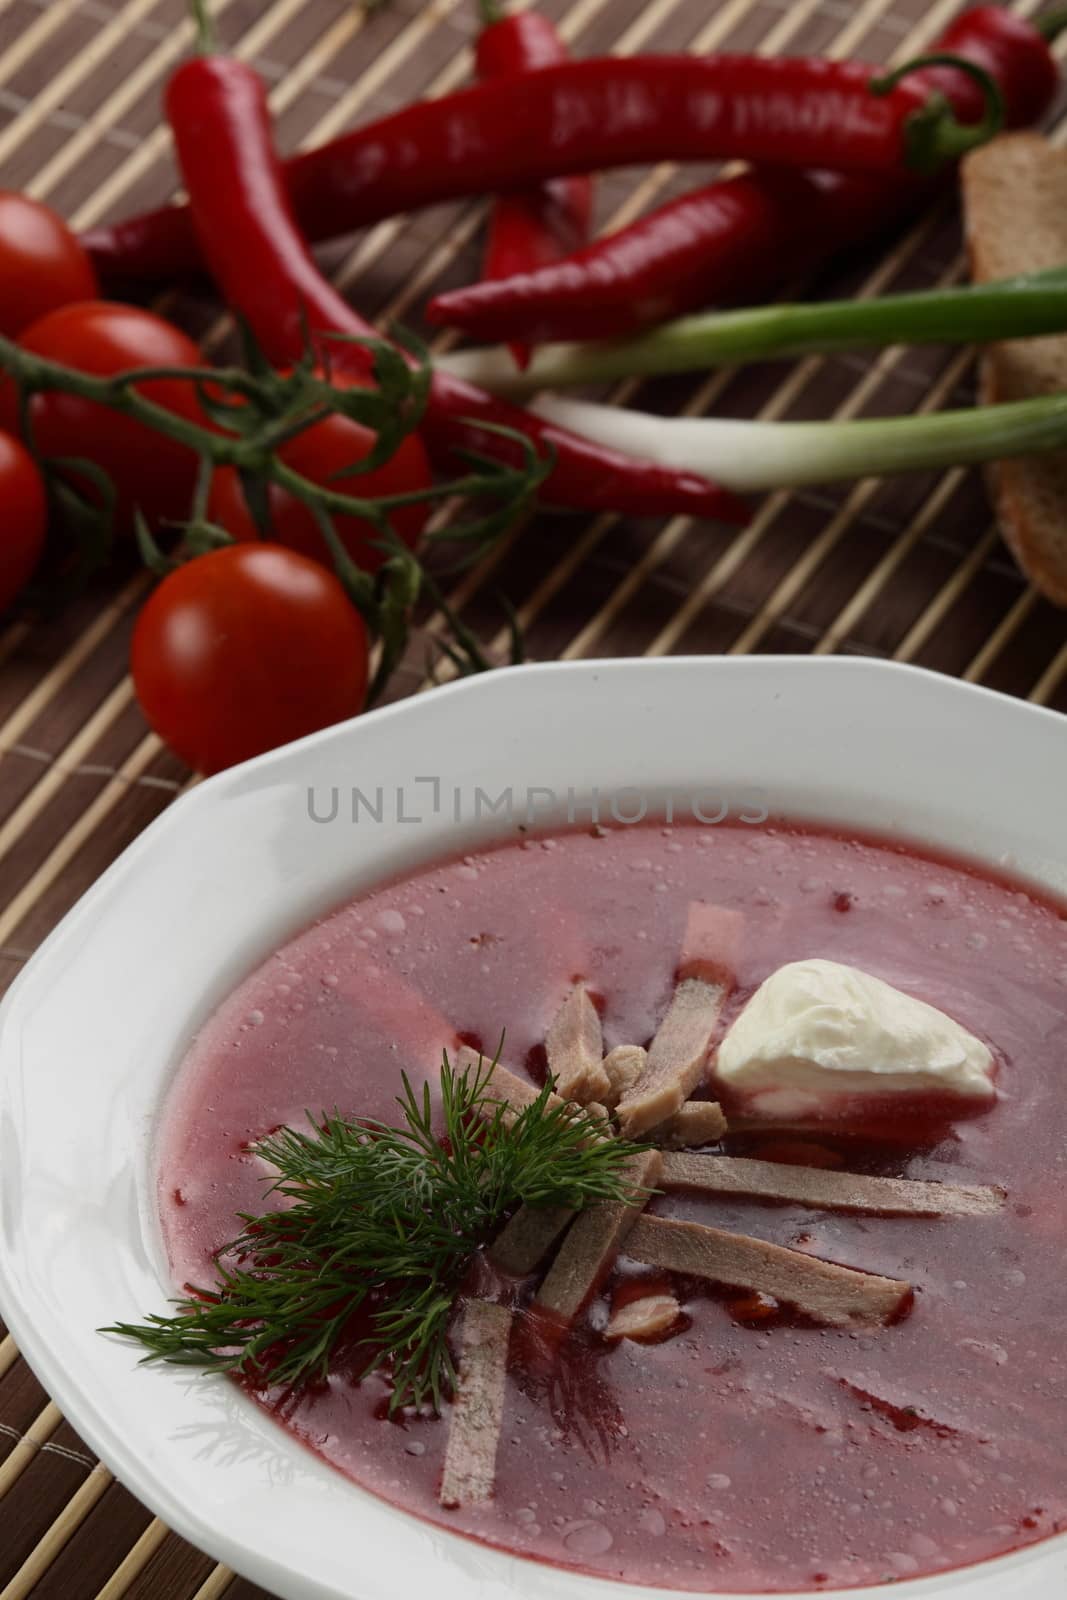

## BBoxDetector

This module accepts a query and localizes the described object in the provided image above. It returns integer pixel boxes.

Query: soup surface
[159,821,1067,1592]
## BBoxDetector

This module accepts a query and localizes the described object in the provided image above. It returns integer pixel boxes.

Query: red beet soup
[158,820,1067,1592]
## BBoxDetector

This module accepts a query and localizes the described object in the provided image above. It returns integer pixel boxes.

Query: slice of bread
[962,133,1067,606]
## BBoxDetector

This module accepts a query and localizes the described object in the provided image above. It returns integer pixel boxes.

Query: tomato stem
[0,330,545,533]
[306,501,378,608]
[190,452,215,525]
[0,326,543,688]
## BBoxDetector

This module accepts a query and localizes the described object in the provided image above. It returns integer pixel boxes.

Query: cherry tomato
[131,543,368,775]
[0,429,47,611]
[7,302,204,533]
[207,378,430,573]
[0,193,98,338]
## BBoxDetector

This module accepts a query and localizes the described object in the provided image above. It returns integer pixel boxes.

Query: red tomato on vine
[131,543,369,776]
[0,193,98,337]
[4,302,205,533]
[0,430,47,611]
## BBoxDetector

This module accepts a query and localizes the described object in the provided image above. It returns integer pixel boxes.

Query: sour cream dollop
[715,958,996,1116]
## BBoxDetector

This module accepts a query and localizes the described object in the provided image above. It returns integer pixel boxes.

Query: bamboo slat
[0,1,82,90]
[0,1462,113,1600]
[0,1402,63,1501]
[0,1337,17,1384]
[93,1520,170,1600]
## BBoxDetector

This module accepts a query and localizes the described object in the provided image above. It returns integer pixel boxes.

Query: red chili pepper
[427,6,1063,346]
[85,43,1003,284]
[430,167,841,344]
[919,4,1063,123]
[475,0,592,369]
[164,51,747,525]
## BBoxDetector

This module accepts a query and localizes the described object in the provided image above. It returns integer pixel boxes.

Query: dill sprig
[104,1052,643,1414]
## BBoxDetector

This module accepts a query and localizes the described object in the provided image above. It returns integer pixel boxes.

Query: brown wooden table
[0,1,1065,1596]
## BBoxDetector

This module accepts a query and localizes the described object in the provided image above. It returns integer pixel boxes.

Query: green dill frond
[103,1050,645,1414]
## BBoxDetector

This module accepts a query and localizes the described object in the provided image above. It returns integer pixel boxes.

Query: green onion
[438,268,1067,401]
[530,390,1067,494]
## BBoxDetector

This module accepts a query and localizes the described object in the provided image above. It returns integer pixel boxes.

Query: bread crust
[962,134,1067,606]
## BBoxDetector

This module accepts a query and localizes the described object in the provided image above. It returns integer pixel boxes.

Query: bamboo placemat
[0,0,1066,1595]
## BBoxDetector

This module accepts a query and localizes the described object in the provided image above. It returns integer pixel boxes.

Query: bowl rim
[1,654,1066,1600]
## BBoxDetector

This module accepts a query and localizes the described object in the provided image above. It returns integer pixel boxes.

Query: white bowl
[1,657,1065,1600]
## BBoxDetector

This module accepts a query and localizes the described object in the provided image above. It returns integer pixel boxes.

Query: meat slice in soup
[439,1300,512,1509]
[605,1292,683,1342]
[600,1043,645,1108]
[545,982,610,1105]
[626,1213,913,1328]
[659,1152,1006,1216]
[616,902,739,1136]
[490,1203,575,1275]
[615,974,730,1135]
[535,1149,663,1323]
[651,1099,729,1148]
[461,1047,563,1118]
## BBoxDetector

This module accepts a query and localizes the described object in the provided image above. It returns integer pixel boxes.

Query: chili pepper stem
[1034,5,1067,40]
[477,0,507,23]
[439,268,1067,398]
[189,0,218,55]
[532,390,1067,494]
[871,54,1005,174]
